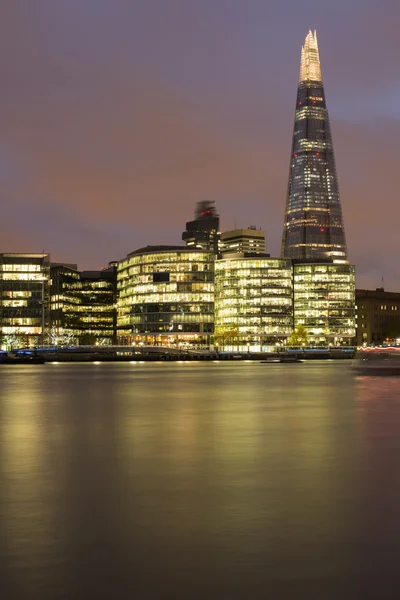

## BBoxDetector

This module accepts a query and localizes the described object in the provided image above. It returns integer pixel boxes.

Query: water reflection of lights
[356,375,400,403]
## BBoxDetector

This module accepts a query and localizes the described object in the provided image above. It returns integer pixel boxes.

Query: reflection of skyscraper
[281,31,348,262]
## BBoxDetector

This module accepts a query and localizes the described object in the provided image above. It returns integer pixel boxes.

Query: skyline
[1,1,399,288]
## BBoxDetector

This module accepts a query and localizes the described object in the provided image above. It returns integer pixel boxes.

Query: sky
[1,0,399,289]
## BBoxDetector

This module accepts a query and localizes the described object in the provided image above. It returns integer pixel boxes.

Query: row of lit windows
[216,323,292,333]
[125,293,214,303]
[131,314,213,324]
[131,283,214,294]
[1,264,44,272]
[2,318,42,326]
[1,326,42,335]
[215,262,290,271]
[2,274,48,281]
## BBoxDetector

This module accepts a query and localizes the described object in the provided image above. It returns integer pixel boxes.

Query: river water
[0,361,399,599]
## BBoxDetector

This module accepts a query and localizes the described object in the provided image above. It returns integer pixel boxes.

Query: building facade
[117,246,214,347]
[281,31,347,263]
[293,261,355,344]
[355,288,400,346]
[182,201,220,254]
[220,227,266,256]
[50,264,117,345]
[214,255,293,350]
[0,253,50,348]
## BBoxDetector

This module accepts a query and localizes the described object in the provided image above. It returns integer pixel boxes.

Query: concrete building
[355,288,400,346]
[220,227,266,256]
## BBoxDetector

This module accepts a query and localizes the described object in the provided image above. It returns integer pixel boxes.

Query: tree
[287,325,308,346]
[79,333,97,346]
[44,326,76,347]
[214,325,240,346]
[1,329,24,350]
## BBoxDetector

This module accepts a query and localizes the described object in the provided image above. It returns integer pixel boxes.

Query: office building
[0,253,50,348]
[50,263,117,345]
[214,255,293,350]
[281,31,347,262]
[293,261,355,344]
[117,246,214,346]
[182,201,220,254]
[355,288,400,346]
[220,227,266,256]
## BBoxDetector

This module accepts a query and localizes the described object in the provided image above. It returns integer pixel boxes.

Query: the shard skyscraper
[281,31,348,262]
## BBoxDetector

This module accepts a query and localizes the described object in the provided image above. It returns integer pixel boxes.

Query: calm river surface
[0,361,400,599]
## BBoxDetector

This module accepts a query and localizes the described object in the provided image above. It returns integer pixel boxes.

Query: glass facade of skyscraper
[281,31,347,262]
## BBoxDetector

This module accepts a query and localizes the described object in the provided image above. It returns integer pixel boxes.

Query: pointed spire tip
[299,29,322,83]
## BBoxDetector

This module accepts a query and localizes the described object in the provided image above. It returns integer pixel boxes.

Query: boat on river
[352,346,400,376]
[0,351,45,365]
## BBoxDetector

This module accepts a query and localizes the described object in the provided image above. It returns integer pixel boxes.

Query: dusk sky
[1,0,399,288]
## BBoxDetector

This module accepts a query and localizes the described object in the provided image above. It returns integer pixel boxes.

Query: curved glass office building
[117,246,214,347]
[214,256,293,351]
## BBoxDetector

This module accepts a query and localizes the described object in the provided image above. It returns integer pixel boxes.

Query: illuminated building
[50,264,80,339]
[117,246,214,346]
[182,201,220,254]
[355,288,400,346]
[214,255,293,350]
[281,31,348,262]
[50,264,117,344]
[0,253,50,347]
[293,261,355,344]
[220,227,266,256]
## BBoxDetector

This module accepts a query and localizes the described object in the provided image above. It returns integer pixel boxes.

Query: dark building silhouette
[355,288,400,346]
[281,31,347,263]
[182,201,220,254]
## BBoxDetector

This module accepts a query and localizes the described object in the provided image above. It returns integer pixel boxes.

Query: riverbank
[1,345,356,363]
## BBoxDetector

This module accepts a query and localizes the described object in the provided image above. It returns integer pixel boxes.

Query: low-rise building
[117,246,214,347]
[214,255,293,350]
[293,261,356,344]
[355,288,400,346]
[50,264,117,345]
[0,253,50,348]
[220,227,266,256]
